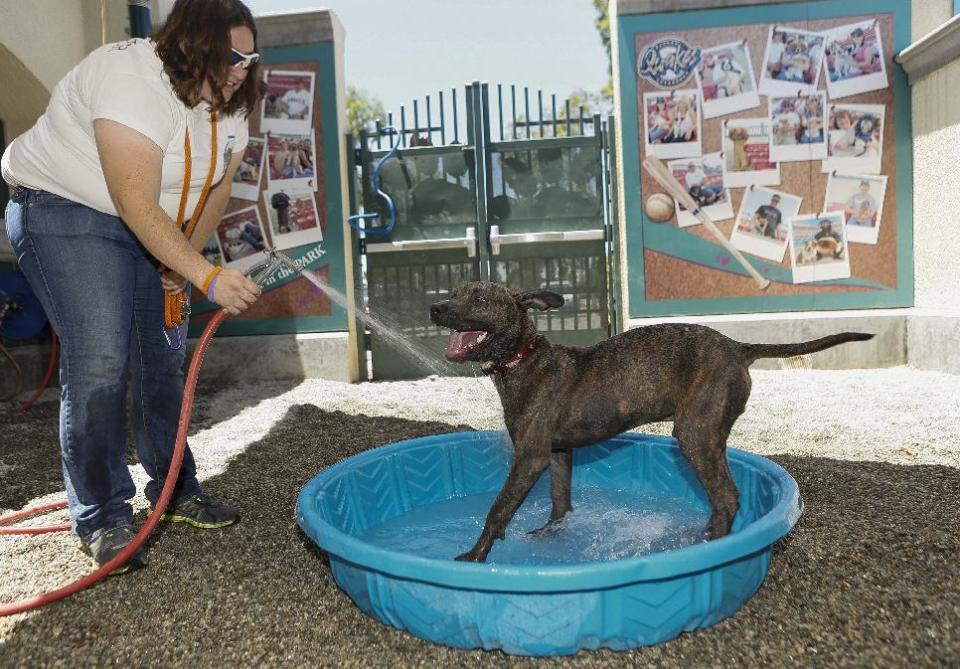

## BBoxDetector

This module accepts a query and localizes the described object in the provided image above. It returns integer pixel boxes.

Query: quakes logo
[637,37,702,87]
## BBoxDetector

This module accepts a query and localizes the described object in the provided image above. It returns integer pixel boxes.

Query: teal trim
[617,0,913,318]
[189,42,350,337]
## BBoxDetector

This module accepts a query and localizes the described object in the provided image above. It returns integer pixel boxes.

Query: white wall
[1,1,90,92]
[908,2,960,312]
[0,0,135,93]
[911,0,952,41]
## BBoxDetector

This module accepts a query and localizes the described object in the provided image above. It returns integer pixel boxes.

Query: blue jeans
[5,189,201,542]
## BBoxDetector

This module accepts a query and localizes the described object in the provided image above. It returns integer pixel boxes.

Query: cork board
[621,5,911,316]
[190,59,334,331]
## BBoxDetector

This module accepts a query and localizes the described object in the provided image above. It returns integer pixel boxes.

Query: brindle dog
[430,281,873,562]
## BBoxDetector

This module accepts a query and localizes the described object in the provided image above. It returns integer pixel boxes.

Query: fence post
[604,115,624,335]
[345,132,371,381]
[468,81,492,281]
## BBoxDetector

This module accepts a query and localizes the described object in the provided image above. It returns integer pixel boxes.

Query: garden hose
[0,309,228,617]
[4,329,58,417]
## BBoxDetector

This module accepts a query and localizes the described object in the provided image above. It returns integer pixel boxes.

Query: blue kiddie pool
[296,431,802,656]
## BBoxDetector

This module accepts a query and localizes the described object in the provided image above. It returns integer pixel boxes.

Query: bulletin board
[188,42,350,337]
[616,0,913,318]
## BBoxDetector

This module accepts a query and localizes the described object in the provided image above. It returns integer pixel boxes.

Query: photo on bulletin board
[215,206,267,271]
[822,19,889,99]
[261,69,315,135]
[667,153,733,227]
[230,136,265,201]
[262,185,324,251]
[759,25,826,97]
[789,211,850,283]
[266,131,318,192]
[642,90,703,160]
[201,234,223,267]
[823,172,888,245]
[730,185,803,262]
[822,103,884,174]
[769,92,828,162]
[694,41,761,119]
[721,117,780,188]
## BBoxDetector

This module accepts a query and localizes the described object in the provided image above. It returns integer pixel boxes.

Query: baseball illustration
[645,192,676,222]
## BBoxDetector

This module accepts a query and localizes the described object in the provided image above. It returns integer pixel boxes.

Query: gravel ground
[1,366,959,667]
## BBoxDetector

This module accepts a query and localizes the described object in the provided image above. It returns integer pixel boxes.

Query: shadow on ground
[1,407,958,667]
[0,377,299,511]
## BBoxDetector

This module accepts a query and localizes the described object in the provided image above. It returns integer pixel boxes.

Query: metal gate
[348,82,621,380]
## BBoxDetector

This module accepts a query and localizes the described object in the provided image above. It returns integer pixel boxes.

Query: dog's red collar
[482,337,542,375]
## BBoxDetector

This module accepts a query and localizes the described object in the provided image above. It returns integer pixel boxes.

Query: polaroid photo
[694,41,760,119]
[769,92,828,163]
[789,211,851,283]
[266,131,318,193]
[730,185,802,263]
[823,172,887,245]
[215,206,267,272]
[759,26,826,97]
[821,103,884,175]
[823,20,888,99]
[721,117,780,188]
[200,234,223,268]
[667,153,733,228]
[642,90,702,160]
[262,185,323,251]
[230,136,265,201]
[261,70,315,135]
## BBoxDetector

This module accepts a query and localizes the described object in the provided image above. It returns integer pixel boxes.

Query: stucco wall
[0,44,50,147]
[0,0,122,93]
[911,0,952,40]
[910,56,960,312]
[906,0,958,312]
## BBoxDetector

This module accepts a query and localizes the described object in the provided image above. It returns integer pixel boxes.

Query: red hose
[0,341,24,402]
[0,310,227,617]
[0,500,70,535]
[8,329,59,416]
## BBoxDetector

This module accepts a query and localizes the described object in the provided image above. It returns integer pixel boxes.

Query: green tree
[346,86,386,137]
[592,0,614,104]
[593,0,611,74]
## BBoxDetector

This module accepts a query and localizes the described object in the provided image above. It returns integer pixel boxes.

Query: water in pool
[362,479,711,564]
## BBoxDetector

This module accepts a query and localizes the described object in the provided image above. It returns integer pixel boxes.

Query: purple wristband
[206,276,218,302]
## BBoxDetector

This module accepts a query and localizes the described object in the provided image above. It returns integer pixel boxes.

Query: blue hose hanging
[348,126,400,235]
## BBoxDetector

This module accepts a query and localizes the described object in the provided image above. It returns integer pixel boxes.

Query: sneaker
[80,525,147,576]
[154,491,239,529]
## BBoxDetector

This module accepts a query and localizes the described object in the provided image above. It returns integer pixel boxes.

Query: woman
[2,0,265,573]
[647,99,671,144]
[829,109,855,156]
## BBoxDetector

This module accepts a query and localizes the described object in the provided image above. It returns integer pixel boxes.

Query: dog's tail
[739,332,874,363]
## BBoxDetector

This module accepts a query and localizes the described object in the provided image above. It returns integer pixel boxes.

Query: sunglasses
[230,47,260,70]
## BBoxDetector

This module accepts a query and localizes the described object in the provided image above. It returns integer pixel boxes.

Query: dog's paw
[527,521,563,539]
[454,550,486,562]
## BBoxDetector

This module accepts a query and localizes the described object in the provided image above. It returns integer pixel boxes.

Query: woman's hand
[159,266,188,294]
[211,268,261,316]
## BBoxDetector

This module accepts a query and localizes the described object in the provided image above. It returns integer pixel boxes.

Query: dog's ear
[518,290,564,311]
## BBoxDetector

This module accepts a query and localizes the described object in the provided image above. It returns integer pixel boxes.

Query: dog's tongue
[445,330,487,360]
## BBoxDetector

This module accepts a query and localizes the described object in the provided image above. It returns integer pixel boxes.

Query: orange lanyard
[164,111,219,333]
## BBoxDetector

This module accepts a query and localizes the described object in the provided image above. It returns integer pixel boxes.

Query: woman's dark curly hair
[152,0,266,118]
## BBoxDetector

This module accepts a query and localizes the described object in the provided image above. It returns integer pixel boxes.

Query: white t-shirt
[684,168,706,189]
[280,88,311,119]
[1,38,249,222]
